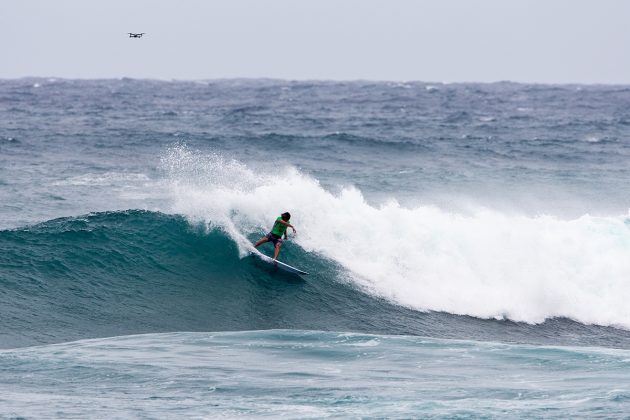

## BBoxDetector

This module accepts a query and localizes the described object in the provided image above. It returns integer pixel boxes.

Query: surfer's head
[281,212,291,221]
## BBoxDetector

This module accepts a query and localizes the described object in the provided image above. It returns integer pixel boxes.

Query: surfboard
[253,249,309,275]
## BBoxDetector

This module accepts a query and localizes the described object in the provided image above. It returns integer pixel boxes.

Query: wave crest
[161,145,630,328]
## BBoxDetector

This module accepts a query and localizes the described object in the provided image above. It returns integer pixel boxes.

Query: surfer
[254,212,297,261]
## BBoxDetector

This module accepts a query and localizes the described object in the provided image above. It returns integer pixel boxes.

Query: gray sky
[2,0,629,83]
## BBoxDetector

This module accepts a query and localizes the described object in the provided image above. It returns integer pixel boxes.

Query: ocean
[1,78,630,417]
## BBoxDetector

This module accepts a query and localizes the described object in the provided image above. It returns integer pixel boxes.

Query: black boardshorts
[266,232,283,246]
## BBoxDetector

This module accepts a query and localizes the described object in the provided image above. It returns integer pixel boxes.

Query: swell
[2,210,630,349]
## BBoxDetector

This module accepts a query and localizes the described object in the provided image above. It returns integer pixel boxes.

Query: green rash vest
[271,217,289,237]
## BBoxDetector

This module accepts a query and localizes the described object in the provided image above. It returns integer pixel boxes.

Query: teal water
[3,210,629,351]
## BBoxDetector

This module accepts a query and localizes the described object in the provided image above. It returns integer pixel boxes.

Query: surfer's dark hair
[282,212,291,220]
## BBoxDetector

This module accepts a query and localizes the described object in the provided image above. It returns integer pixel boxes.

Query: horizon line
[2,75,630,87]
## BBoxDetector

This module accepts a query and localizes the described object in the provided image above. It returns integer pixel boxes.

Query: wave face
[2,208,630,350]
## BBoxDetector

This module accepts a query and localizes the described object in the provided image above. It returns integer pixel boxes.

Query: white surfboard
[252,249,309,275]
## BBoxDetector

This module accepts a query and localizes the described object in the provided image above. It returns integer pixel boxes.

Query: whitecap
[159,145,630,329]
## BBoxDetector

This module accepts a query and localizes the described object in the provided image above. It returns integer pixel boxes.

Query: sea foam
[161,145,630,328]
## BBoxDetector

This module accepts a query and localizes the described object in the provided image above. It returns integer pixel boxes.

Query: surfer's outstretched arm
[276,219,297,234]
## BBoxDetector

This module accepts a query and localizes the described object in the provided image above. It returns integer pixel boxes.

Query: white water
[161,145,630,328]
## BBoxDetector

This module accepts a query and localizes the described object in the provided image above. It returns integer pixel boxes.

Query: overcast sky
[2,0,629,84]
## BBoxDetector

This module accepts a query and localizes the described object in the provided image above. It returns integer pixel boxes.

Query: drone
[128,33,145,38]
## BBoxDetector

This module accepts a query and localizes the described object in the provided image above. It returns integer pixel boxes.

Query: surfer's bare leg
[254,237,269,248]
[273,243,282,260]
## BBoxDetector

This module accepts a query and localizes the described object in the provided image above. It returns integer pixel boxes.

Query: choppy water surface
[2,331,630,418]
[1,78,630,417]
